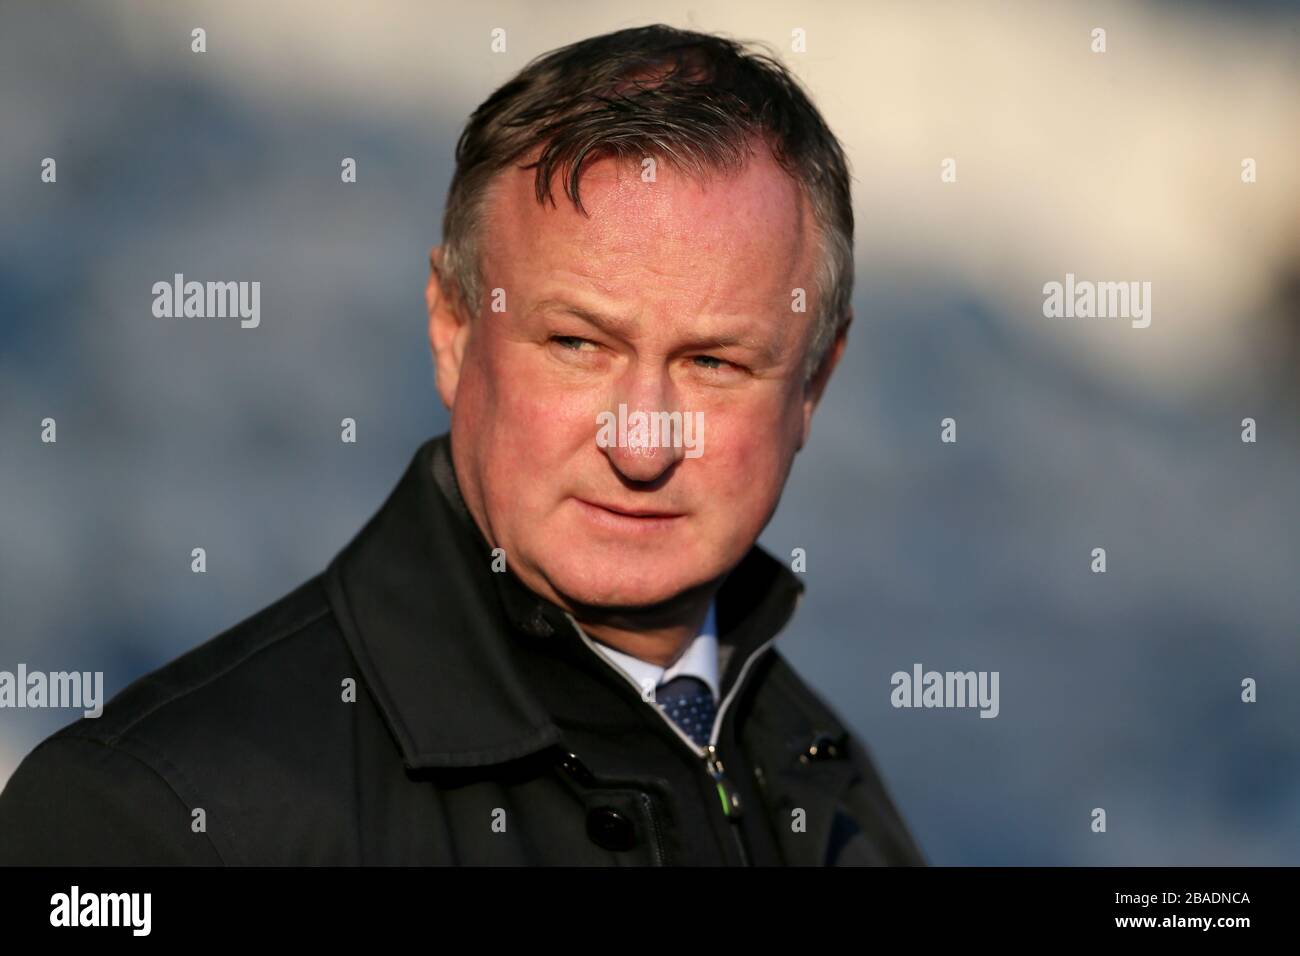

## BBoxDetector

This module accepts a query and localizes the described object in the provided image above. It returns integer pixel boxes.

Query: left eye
[553,335,597,350]
[693,355,728,370]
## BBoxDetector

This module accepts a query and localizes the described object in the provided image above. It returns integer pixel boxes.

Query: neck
[572,591,716,667]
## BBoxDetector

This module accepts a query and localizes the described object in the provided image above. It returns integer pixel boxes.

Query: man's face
[428,144,842,613]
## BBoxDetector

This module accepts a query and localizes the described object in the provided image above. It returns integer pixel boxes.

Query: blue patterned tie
[655,675,717,747]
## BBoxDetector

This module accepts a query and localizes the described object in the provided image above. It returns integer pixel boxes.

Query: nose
[603,419,685,482]
[597,368,687,483]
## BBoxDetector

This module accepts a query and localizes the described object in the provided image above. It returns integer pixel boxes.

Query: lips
[576,498,685,519]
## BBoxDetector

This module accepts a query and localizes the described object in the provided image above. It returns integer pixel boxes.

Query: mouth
[572,497,687,530]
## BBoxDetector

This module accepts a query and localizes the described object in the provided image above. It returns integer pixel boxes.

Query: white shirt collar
[588,601,719,702]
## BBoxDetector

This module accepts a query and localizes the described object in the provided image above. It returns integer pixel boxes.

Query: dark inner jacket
[0,434,924,866]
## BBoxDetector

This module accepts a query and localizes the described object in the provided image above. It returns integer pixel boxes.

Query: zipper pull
[703,745,743,819]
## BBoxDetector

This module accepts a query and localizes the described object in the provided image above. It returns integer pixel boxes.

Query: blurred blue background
[2,0,1297,864]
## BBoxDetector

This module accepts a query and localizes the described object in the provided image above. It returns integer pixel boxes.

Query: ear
[798,314,850,450]
[426,245,472,409]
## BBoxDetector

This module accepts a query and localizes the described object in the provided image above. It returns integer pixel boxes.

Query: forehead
[477,144,819,317]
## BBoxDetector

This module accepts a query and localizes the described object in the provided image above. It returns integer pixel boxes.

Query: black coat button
[586,807,636,851]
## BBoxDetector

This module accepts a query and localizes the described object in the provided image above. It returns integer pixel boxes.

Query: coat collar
[324,433,805,770]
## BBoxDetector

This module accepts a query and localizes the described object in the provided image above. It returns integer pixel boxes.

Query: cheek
[730,385,804,456]
[473,345,602,490]
[464,340,547,439]
[723,441,782,507]
[500,370,602,454]
[703,398,800,509]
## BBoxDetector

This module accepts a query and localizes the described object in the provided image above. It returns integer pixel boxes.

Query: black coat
[0,434,924,866]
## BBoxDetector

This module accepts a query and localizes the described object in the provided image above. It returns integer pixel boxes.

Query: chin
[543,555,714,611]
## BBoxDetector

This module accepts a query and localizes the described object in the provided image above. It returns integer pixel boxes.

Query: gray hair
[437,24,854,383]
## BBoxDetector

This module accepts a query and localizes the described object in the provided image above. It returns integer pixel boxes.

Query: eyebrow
[530,298,637,338]
[529,297,782,363]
